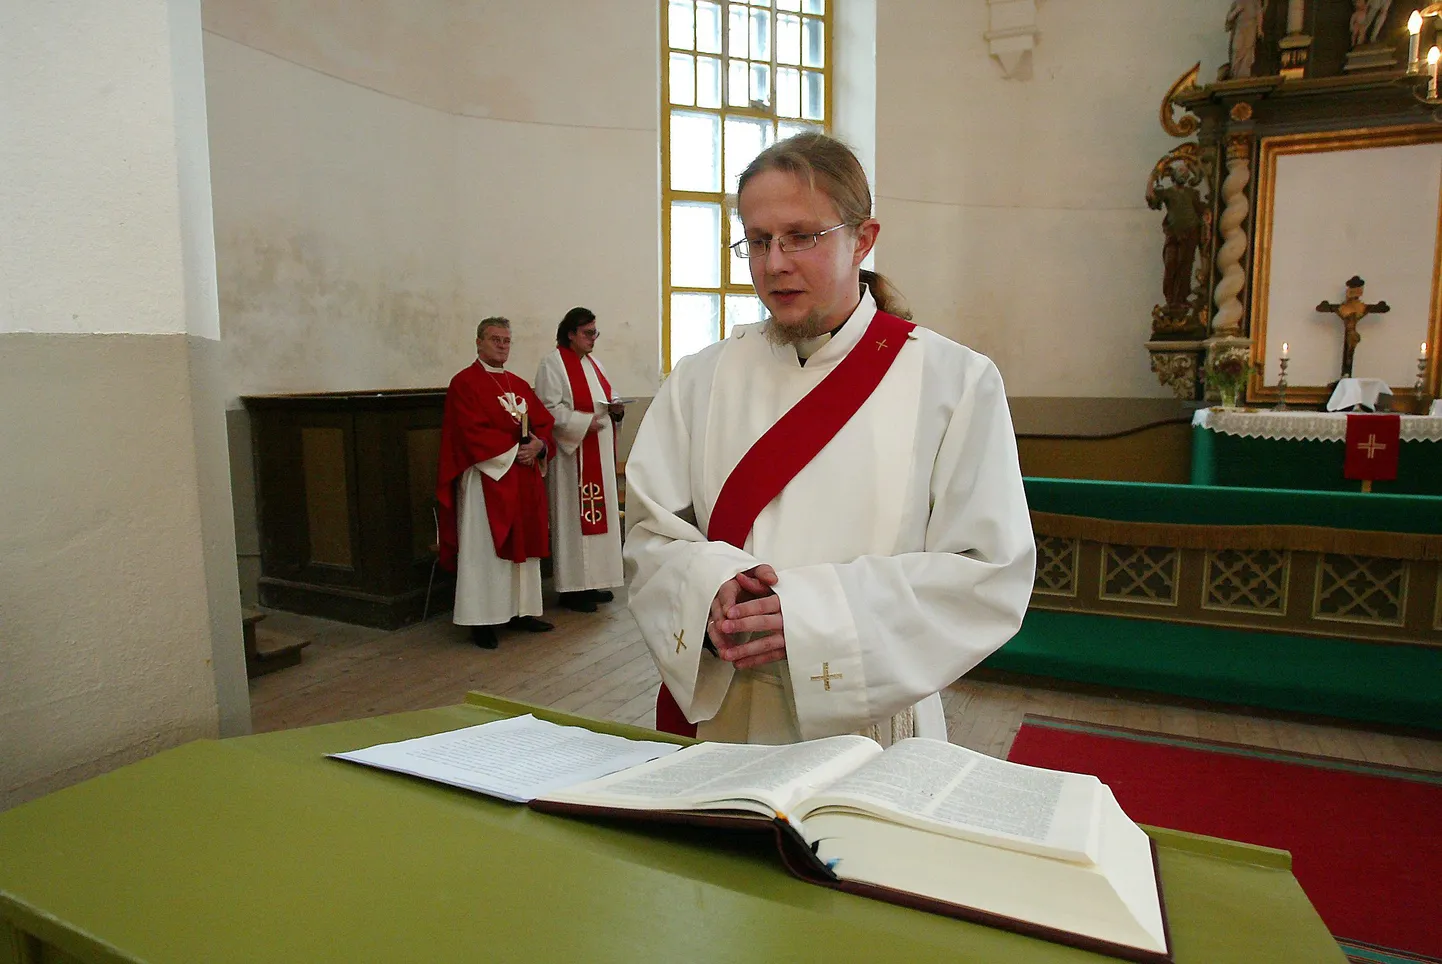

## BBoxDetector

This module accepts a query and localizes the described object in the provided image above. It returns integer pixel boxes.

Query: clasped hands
[708,564,786,670]
[515,438,546,466]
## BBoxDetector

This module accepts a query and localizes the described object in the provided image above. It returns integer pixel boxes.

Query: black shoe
[508,615,554,632]
[590,589,615,604]
[559,592,598,613]
[470,625,499,649]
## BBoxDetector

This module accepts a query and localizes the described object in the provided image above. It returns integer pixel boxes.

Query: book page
[330,714,682,803]
[541,735,880,816]
[796,738,1100,862]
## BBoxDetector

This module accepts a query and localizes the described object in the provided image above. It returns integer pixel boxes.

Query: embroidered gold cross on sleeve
[673,630,686,653]
[811,662,843,691]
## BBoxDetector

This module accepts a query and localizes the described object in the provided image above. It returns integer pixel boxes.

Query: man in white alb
[623,133,1035,745]
[535,307,625,614]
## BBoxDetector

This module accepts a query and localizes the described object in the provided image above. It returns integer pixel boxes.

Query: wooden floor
[249,594,1442,771]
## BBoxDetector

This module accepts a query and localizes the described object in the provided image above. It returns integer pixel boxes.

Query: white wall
[874,0,1229,397]
[1,0,246,809]
[203,0,662,402]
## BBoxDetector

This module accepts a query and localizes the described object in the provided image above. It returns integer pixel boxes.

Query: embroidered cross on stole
[559,347,613,536]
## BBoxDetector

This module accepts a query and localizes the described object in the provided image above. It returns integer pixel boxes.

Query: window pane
[749,62,771,106]
[777,66,800,117]
[668,0,694,50]
[671,293,721,368]
[671,201,721,287]
[728,5,749,58]
[778,0,801,9]
[802,0,824,12]
[728,206,750,285]
[670,110,721,191]
[749,0,771,6]
[777,13,801,64]
[696,1,722,53]
[696,56,722,108]
[778,119,823,141]
[802,70,824,120]
[727,58,749,106]
[669,53,695,106]
[726,294,767,332]
[749,8,772,61]
[724,114,774,193]
[802,17,824,67]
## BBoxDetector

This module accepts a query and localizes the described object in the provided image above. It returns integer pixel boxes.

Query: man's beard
[763,309,833,347]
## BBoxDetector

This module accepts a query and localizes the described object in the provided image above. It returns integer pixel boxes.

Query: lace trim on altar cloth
[863,705,916,744]
[1193,408,1442,442]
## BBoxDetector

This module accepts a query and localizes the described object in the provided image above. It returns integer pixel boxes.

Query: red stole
[559,347,613,535]
[436,363,556,571]
[655,310,917,737]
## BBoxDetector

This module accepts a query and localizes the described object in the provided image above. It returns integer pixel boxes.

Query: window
[662,0,831,371]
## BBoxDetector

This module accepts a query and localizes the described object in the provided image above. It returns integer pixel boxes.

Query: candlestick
[1275,354,1291,410]
[1410,11,1424,73]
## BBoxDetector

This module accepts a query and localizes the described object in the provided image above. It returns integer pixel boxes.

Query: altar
[1190,408,1442,493]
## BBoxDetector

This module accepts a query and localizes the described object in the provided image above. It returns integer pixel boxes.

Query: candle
[1411,11,1424,71]
[1428,45,1439,97]
[1423,341,1430,360]
[1281,341,1290,359]
[1288,0,1306,34]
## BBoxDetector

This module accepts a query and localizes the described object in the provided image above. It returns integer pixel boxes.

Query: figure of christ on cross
[1316,275,1389,380]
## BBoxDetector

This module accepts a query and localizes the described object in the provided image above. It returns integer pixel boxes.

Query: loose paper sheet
[330,714,682,802]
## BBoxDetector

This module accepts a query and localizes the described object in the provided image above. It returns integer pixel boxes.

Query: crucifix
[1315,275,1389,380]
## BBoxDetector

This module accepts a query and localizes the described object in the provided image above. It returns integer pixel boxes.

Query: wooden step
[246,625,311,679]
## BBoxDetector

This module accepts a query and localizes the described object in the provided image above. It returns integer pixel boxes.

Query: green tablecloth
[1191,425,1442,493]
[0,694,1346,964]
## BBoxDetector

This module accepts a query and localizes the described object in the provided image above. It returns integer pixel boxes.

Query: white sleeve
[623,358,760,724]
[478,446,518,482]
[776,360,1036,740]
[534,353,593,457]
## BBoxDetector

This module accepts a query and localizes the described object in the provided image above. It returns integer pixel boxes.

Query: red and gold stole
[655,310,917,736]
[559,346,614,535]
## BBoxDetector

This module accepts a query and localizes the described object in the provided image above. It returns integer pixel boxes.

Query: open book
[334,716,1171,963]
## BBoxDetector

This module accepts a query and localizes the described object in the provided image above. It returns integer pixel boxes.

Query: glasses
[730,223,850,259]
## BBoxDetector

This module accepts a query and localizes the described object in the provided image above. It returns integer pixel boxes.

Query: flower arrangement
[1206,349,1251,407]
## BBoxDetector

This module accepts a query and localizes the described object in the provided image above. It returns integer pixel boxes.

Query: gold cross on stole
[673,630,686,653]
[811,662,843,691]
[874,339,888,351]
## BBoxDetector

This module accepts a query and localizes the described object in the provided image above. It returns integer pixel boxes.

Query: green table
[0,694,1346,964]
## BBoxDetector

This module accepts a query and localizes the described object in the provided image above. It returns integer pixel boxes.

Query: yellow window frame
[660,0,833,373]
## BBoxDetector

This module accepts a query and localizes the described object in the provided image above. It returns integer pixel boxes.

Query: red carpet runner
[1006,716,1442,963]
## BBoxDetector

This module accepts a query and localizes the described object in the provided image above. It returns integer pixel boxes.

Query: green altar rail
[0,694,1345,964]
[1191,425,1442,494]
[986,609,1441,732]
[1024,476,1442,532]
[1009,478,1442,731]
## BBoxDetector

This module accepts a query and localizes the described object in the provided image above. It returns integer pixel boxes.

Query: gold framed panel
[1248,125,1442,405]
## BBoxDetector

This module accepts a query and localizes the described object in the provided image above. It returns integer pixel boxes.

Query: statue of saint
[1224,0,1270,79]
[1349,0,1394,47]
[1147,162,1209,309]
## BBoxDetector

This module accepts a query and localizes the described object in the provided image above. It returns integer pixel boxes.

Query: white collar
[773,284,878,368]
[477,359,506,374]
